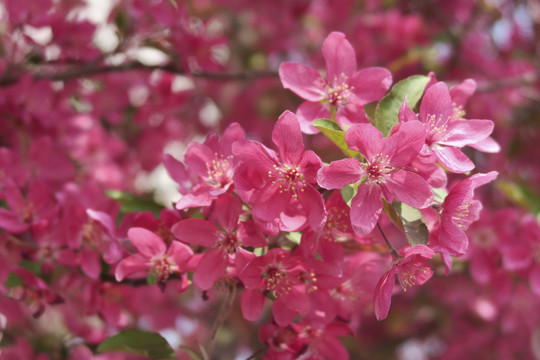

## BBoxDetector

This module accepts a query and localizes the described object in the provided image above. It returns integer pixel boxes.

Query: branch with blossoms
[0,29,505,359]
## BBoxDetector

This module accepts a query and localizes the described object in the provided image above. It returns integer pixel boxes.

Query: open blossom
[167,122,245,210]
[171,194,265,290]
[233,110,326,232]
[374,244,435,320]
[279,31,392,133]
[437,171,498,257]
[115,227,193,292]
[410,82,495,173]
[318,121,433,235]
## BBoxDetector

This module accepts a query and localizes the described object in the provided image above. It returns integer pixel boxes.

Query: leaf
[285,232,302,245]
[313,119,359,158]
[382,199,405,233]
[432,187,448,204]
[374,75,430,136]
[106,190,164,217]
[393,202,429,247]
[97,329,176,360]
[340,184,356,206]
[497,181,540,215]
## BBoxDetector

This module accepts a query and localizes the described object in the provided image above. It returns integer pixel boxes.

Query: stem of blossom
[206,282,237,358]
[377,222,400,259]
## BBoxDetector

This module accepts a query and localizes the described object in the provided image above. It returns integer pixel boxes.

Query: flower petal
[441,120,494,147]
[386,170,433,209]
[374,268,397,320]
[350,183,383,235]
[419,82,454,123]
[193,247,228,290]
[272,110,304,165]
[345,123,383,160]
[349,67,392,105]
[171,219,219,247]
[317,158,364,190]
[434,146,475,173]
[127,227,166,257]
[296,101,331,134]
[279,62,325,101]
[241,289,265,321]
[115,254,149,281]
[322,32,356,84]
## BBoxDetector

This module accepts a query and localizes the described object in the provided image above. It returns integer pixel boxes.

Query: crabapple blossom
[279,32,392,133]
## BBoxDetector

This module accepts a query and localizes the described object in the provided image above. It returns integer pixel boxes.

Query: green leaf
[147,272,157,286]
[432,188,448,204]
[313,119,359,158]
[340,184,357,207]
[374,75,430,136]
[97,329,176,360]
[497,181,540,215]
[4,272,23,288]
[393,202,429,247]
[285,232,302,245]
[106,190,164,217]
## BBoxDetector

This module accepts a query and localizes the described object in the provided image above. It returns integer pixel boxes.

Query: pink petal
[184,142,215,178]
[449,78,476,107]
[0,208,28,233]
[296,101,331,134]
[335,104,370,129]
[297,185,327,232]
[175,184,215,210]
[298,150,323,184]
[350,183,383,235]
[385,120,426,166]
[434,146,475,173]
[167,240,194,270]
[272,298,298,326]
[470,171,498,189]
[171,219,219,247]
[252,183,292,222]
[317,158,364,190]
[398,98,418,123]
[441,120,494,147]
[468,136,501,153]
[272,110,304,165]
[80,248,101,279]
[279,62,325,101]
[349,67,392,105]
[438,218,469,255]
[193,247,228,290]
[322,32,356,85]
[386,170,433,209]
[213,194,242,233]
[86,209,117,238]
[220,122,245,156]
[114,254,149,281]
[345,123,383,160]
[163,154,191,195]
[374,269,397,320]
[127,227,166,257]
[419,82,454,123]
[241,289,265,321]
[237,221,266,248]
[232,140,279,175]
[529,264,540,296]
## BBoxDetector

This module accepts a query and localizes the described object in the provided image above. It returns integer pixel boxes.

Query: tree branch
[0,62,278,87]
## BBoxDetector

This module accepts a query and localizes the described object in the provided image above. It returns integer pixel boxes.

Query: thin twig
[377,222,400,259]
[206,282,237,358]
[0,62,278,87]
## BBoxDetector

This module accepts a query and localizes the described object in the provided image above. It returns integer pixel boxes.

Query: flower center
[425,114,450,145]
[268,164,306,200]
[364,153,394,184]
[206,153,234,187]
[325,74,353,106]
[264,266,291,298]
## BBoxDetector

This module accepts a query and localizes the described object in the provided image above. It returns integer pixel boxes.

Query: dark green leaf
[393,202,429,247]
[340,184,356,206]
[374,75,430,136]
[97,329,176,360]
[313,119,359,158]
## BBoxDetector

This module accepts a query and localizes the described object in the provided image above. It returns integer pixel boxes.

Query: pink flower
[437,171,498,256]
[233,110,327,232]
[318,121,433,235]
[374,245,435,320]
[171,194,265,290]
[169,122,245,210]
[279,31,392,133]
[415,82,495,173]
[115,227,193,292]
[239,249,310,326]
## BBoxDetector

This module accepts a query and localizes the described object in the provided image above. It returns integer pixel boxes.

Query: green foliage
[383,201,429,247]
[374,75,430,136]
[106,190,164,217]
[313,119,359,158]
[97,329,176,360]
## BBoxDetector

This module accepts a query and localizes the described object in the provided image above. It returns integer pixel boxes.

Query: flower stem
[377,222,400,259]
